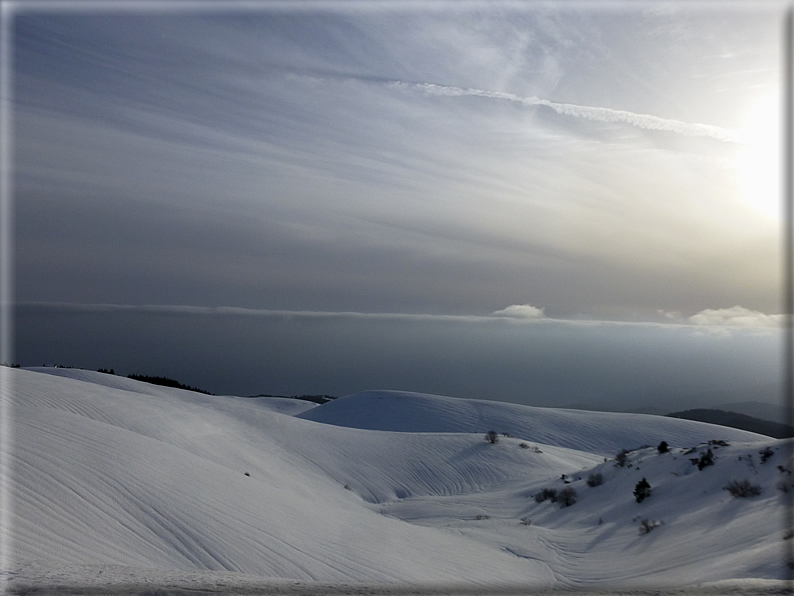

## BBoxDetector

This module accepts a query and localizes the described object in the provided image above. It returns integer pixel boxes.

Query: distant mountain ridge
[564,383,783,423]
[666,408,793,439]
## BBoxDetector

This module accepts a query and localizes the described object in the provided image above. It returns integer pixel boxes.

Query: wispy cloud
[387,81,743,144]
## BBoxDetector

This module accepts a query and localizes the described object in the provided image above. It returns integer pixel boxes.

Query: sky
[6,1,789,410]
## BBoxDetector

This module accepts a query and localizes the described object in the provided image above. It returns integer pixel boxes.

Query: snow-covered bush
[586,473,604,487]
[520,517,532,526]
[485,430,499,444]
[724,479,762,498]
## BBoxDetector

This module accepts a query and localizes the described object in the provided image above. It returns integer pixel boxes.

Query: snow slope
[1,368,789,592]
[297,389,770,455]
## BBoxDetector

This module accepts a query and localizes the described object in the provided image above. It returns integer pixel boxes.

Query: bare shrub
[519,442,529,449]
[586,473,604,487]
[638,519,662,534]
[485,430,499,444]
[534,488,558,503]
[724,479,762,498]
[557,487,577,507]
[520,517,532,526]
[697,449,715,470]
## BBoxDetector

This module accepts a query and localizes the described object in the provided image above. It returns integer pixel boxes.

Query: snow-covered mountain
[1,368,789,593]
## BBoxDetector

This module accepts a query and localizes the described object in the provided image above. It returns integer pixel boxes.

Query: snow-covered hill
[297,389,770,455]
[1,368,789,593]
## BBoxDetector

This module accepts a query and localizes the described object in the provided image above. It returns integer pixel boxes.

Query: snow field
[2,368,789,592]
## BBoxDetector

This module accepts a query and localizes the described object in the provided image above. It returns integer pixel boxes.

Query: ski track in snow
[1,368,791,594]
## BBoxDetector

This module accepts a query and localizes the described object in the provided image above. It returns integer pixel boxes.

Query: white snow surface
[1,368,790,593]
[297,390,770,455]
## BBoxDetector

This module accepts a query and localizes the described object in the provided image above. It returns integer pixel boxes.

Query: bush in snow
[657,441,669,453]
[520,517,532,526]
[696,449,715,470]
[534,488,558,503]
[634,478,651,503]
[615,449,628,467]
[760,447,774,463]
[638,519,662,534]
[485,430,499,444]
[586,473,604,487]
[519,442,529,449]
[557,487,577,507]
[724,479,762,498]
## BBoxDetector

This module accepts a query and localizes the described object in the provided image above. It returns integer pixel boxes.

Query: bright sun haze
[736,94,781,221]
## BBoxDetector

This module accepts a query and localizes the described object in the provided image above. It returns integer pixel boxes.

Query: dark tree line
[127,374,213,395]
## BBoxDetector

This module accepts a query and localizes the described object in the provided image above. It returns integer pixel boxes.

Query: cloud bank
[688,305,784,328]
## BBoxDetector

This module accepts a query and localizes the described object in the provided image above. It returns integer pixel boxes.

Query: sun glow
[736,95,781,221]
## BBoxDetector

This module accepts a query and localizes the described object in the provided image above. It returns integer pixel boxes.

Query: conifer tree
[634,478,651,503]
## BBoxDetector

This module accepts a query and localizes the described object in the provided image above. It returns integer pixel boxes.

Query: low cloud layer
[20,302,783,330]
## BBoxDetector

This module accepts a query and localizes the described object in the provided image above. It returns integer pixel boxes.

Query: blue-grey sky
[9,2,787,409]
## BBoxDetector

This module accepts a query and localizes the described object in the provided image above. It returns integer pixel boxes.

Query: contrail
[388,81,743,144]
